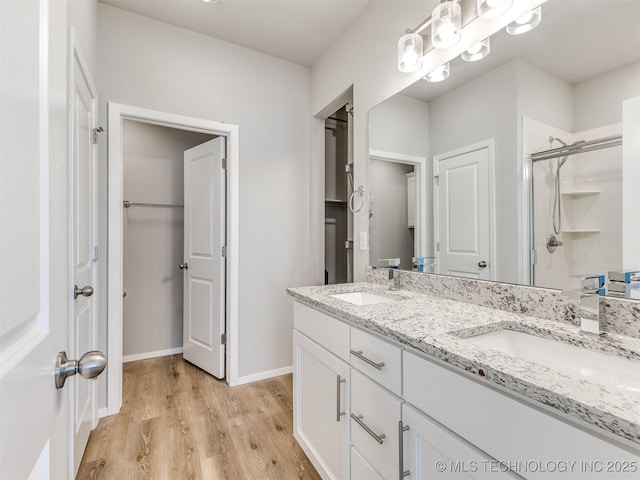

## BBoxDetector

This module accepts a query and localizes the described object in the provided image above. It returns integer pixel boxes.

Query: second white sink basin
[464,329,640,395]
[330,291,394,306]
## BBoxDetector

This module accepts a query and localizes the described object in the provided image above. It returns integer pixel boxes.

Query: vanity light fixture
[432,1,462,49]
[506,6,542,35]
[423,62,450,82]
[398,33,424,73]
[461,37,490,61]
[477,0,513,19]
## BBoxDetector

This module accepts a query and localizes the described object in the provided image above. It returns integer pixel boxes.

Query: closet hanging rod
[123,200,184,208]
[530,135,622,162]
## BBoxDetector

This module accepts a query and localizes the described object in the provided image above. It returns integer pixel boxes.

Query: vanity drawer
[403,350,640,479]
[351,370,402,480]
[293,302,350,361]
[350,326,402,395]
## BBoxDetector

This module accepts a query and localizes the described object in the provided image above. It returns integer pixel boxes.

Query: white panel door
[70,41,98,474]
[0,1,70,479]
[183,138,226,378]
[436,147,491,279]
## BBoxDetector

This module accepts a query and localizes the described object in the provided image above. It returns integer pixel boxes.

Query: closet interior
[122,120,216,361]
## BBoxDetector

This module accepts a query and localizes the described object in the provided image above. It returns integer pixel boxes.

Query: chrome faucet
[372,266,399,291]
[563,275,605,335]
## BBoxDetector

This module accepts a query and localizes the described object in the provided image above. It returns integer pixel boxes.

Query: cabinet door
[294,331,350,480]
[351,446,385,480]
[402,404,520,480]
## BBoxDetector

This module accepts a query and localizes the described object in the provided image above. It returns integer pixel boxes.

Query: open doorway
[107,103,240,416]
[324,104,353,284]
[121,121,216,366]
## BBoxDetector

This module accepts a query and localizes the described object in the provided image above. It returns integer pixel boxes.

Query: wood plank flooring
[77,355,321,480]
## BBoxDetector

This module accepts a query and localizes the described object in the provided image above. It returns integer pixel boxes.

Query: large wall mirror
[368,0,640,298]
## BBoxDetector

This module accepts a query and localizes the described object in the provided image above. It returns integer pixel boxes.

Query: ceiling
[402,0,640,102]
[99,0,370,67]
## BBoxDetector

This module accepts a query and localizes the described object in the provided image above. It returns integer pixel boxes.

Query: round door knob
[74,285,94,299]
[55,350,106,389]
[179,263,189,270]
[478,261,487,268]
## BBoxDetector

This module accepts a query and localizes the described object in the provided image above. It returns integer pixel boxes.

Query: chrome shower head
[549,136,567,147]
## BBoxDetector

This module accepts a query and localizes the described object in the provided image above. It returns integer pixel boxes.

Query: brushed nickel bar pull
[350,350,385,370]
[351,413,385,444]
[336,375,346,422]
[399,420,411,479]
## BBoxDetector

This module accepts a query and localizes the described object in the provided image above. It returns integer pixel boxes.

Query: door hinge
[531,249,538,265]
[221,333,226,345]
[437,242,440,252]
[221,245,228,257]
[92,246,99,262]
[92,127,104,144]
[222,158,227,170]
[434,175,439,186]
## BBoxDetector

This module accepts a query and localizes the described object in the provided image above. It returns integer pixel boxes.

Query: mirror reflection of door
[369,159,415,270]
[434,142,494,280]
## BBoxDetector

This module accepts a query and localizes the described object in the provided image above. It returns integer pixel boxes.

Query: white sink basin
[464,329,640,395]
[330,291,394,306]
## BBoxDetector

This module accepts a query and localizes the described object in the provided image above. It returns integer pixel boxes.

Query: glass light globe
[477,0,513,19]
[423,63,450,83]
[398,33,424,73]
[461,37,490,62]
[506,6,542,35]
[432,1,461,49]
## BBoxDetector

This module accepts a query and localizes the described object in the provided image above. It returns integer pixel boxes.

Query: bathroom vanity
[288,281,640,479]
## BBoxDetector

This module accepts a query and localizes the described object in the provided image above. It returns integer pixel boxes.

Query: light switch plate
[359,232,368,251]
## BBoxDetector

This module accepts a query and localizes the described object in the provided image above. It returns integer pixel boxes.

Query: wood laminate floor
[77,355,321,480]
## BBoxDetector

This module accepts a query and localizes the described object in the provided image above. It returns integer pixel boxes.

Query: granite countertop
[287,282,640,446]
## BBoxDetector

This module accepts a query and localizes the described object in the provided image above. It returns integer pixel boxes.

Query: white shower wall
[122,120,215,359]
[527,119,623,291]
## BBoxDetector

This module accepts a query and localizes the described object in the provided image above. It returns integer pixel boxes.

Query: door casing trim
[106,102,240,415]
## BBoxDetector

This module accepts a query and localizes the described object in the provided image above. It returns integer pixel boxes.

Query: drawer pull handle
[351,413,386,444]
[399,420,411,479]
[350,350,385,370]
[336,375,346,422]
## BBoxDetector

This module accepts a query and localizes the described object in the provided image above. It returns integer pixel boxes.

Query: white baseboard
[234,365,293,386]
[123,347,183,363]
[97,407,108,419]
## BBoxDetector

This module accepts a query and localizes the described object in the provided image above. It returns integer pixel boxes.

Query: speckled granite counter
[287,282,640,446]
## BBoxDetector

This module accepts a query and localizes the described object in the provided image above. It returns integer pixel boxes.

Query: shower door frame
[106,103,240,416]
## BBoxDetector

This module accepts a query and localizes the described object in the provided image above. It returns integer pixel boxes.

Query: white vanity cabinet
[403,350,640,479]
[293,304,351,480]
[292,300,639,480]
[401,403,519,480]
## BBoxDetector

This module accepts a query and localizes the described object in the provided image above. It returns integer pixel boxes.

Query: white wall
[369,94,429,158]
[122,121,214,358]
[309,0,546,283]
[97,4,310,389]
[573,62,640,132]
